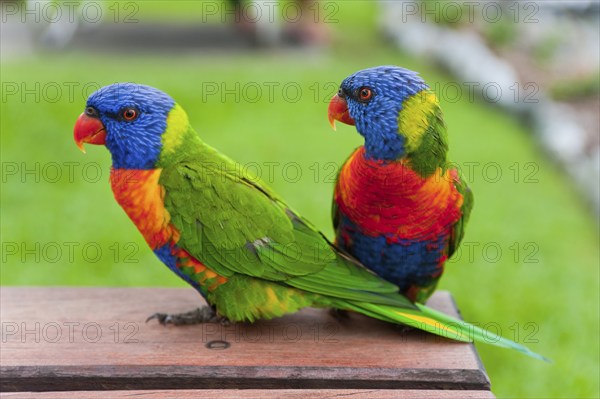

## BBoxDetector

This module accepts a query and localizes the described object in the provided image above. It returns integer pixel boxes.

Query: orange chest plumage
[335,147,464,240]
[110,168,227,291]
[109,168,180,249]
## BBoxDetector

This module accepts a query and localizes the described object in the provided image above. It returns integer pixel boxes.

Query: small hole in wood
[206,340,230,350]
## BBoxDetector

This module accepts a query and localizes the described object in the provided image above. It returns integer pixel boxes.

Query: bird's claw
[145,313,174,325]
[146,306,230,326]
[329,308,350,322]
[395,324,417,334]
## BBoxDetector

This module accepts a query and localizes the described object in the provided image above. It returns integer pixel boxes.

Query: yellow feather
[398,91,439,153]
[395,311,471,341]
[161,104,189,155]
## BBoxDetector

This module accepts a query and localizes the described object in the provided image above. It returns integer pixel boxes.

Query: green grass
[1,2,599,398]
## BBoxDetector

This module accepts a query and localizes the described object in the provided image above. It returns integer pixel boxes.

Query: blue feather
[340,66,428,160]
[336,212,447,294]
[86,83,175,169]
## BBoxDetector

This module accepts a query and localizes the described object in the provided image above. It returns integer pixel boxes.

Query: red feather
[335,147,464,242]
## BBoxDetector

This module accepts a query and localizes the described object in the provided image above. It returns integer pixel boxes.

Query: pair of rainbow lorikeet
[73,66,544,360]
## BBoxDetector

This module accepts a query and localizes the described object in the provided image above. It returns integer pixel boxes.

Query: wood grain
[0,389,496,398]
[0,288,490,392]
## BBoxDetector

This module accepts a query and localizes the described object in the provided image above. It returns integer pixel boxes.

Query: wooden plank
[0,389,496,398]
[0,288,490,391]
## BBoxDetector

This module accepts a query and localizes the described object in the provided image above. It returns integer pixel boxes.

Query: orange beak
[327,93,355,131]
[74,113,106,153]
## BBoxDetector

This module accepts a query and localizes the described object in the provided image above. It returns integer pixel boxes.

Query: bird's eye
[122,108,138,121]
[85,106,98,117]
[337,88,345,97]
[358,87,373,102]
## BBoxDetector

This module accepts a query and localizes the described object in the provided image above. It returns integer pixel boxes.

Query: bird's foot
[395,324,417,334]
[329,308,350,322]
[146,306,230,326]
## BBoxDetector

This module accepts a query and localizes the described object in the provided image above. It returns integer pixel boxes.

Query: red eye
[358,87,373,101]
[122,108,138,121]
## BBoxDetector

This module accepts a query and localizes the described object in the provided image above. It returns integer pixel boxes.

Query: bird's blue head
[74,83,178,169]
[328,66,431,161]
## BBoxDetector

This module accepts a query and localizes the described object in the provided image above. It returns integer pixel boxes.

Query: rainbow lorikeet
[73,83,543,360]
[328,66,474,304]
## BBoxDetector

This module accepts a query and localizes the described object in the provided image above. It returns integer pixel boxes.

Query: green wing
[448,173,473,258]
[159,145,414,308]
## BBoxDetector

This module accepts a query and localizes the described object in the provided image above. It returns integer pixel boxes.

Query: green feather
[449,175,474,257]
[400,90,449,177]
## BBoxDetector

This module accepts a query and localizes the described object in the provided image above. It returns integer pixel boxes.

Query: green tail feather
[343,301,550,362]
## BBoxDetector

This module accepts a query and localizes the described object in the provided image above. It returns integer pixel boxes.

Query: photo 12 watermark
[396,1,540,24]
[1,79,541,105]
[1,321,139,344]
[200,0,340,24]
[1,241,140,264]
[2,161,104,184]
[0,160,542,186]
[1,1,140,24]
[448,241,540,265]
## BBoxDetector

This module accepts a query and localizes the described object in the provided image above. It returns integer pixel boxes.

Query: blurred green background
[1,1,599,398]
